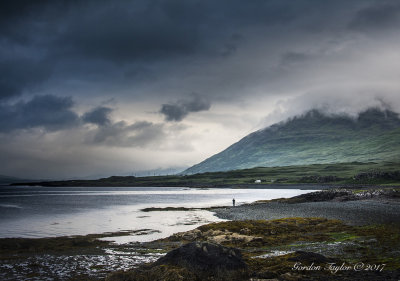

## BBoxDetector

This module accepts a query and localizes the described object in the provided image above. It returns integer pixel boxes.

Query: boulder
[106,242,249,281]
[154,241,247,272]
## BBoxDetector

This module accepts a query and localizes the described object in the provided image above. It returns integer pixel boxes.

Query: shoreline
[1,187,400,280]
[212,187,400,226]
[214,199,400,226]
[7,182,400,189]
[6,182,330,189]
[1,187,399,240]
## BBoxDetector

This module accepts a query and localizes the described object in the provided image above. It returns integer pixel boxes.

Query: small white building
[254,179,261,183]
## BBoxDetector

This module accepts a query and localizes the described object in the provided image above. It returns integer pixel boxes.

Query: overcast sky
[1,0,400,179]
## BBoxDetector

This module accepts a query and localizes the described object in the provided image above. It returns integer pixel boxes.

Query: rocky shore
[214,188,400,225]
[1,187,400,280]
[108,217,400,280]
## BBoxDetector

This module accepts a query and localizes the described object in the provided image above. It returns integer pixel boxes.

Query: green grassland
[15,161,400,187]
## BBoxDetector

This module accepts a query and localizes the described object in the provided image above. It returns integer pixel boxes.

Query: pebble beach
[214,199,400,225]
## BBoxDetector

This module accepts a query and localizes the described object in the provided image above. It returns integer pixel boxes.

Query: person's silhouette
[232,198,235,207]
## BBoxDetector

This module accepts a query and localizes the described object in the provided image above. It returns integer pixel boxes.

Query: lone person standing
[232,198,235,207]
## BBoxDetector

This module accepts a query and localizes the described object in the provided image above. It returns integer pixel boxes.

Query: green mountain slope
[183,108,400,174]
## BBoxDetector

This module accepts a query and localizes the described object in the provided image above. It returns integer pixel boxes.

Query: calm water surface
[0,186,315,242]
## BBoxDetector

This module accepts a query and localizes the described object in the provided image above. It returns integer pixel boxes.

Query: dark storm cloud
[54,0,301,63]
[0,0,396,117]
[0,58,52,100]
[0,0,53,43]
[160,104,186,122]
[82,106,112,126]
[349,1,400,31]
[0,0,343,100]
[57,3,197,62]
[0,92,176,148]
[160,94,211,121]
[0,95,79,132]
[0,0,65,100]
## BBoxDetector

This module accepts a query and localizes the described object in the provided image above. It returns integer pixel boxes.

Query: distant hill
[0,175,33,185]
[183,108,400,174]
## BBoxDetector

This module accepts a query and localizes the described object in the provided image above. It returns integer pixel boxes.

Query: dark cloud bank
[82,106,112,126]
[160,94,211,121]
[0,95,78,132]
[1,0,400,178]
[0,95,167,150]
[2,0,397,101]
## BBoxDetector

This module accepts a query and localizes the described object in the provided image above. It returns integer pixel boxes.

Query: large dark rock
[155,241,247,272]
[106,242,248,281]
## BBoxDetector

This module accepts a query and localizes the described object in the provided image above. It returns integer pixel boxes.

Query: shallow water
[0,248,165,281]
[0,186,314,242]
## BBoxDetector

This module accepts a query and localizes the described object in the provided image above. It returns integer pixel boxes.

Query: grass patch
[329,232,359,242]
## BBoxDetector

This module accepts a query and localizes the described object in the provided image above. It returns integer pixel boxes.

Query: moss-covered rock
[128,218,400,280]
[106,242,249,281]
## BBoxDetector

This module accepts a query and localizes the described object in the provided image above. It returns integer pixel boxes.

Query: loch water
[0,186,315,242]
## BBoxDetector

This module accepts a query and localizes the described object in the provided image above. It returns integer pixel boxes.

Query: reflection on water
[0,186,315,242]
